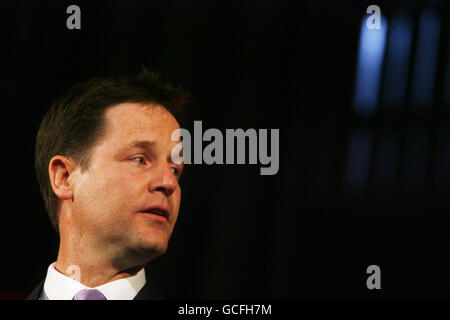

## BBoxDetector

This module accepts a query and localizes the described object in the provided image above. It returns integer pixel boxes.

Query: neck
[55,231,145,288]
[55,257,144,288]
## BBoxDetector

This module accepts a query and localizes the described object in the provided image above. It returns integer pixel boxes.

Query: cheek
[76,168,138,219]
[171,187,182,217]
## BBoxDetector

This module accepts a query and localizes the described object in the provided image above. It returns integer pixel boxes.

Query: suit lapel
[133,282,164,300]
[26,281,44,300]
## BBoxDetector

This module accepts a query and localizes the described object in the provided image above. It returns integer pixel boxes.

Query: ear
[48,155,76,201]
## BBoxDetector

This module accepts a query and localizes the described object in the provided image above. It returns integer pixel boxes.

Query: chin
[129,223,172,258]
[134,235,168,258]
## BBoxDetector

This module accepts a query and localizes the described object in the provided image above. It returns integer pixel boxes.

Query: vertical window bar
[381,11,413,113]
[410,7,441,112]
[353,16,388,118]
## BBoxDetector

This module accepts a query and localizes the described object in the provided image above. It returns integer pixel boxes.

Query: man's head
[35,69,188,262]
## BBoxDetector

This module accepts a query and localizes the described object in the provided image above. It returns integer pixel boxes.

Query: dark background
[1,0,449,299]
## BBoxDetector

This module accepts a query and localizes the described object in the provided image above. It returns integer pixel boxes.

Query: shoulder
[133,282,164,300]
[26,281,44,300]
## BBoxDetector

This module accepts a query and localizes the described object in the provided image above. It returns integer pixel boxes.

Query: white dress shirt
[40,262,146,300]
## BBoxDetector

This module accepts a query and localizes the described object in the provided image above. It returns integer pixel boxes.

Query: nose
[147,160,178,197]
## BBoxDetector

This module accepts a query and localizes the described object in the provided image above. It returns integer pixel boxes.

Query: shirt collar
[43,262,146,300]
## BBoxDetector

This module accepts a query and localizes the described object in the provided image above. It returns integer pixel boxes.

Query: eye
[131,156,146,165]
[171,166,181,177]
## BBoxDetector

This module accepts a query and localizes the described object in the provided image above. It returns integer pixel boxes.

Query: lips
[139,205,170,221]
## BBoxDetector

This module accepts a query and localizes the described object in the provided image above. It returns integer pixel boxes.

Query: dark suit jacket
[26,280,163,300]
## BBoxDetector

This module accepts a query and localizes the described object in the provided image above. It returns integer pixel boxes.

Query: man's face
[69,103,183,262]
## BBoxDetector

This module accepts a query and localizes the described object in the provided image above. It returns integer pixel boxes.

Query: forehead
[103,102,180,145]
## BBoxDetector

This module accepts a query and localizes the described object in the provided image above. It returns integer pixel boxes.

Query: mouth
[138,206,169,221]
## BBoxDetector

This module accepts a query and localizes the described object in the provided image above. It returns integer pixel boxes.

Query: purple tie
[73,289,106,300]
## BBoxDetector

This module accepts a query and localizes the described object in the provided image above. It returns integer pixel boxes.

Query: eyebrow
[125,140,156,151]
[115,140,156,158]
